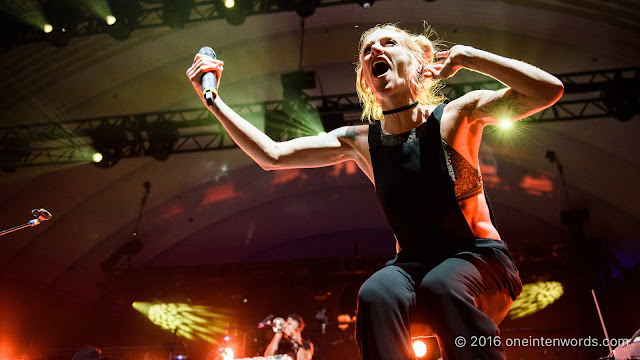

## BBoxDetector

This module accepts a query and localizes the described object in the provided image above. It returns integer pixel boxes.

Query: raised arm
[186,54,357,170]
[427,45,564,124]
[264,331,282,356]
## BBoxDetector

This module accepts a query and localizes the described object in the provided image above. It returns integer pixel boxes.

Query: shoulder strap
[432,103,446,123]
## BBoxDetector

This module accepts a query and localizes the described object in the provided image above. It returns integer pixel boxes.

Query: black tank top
[368,104,485,263]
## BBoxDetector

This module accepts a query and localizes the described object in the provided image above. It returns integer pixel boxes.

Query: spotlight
[0,136,31,172]
[216,0,248,25]
[43,23,53,33]
[508,281,564,319]
[162,0,195,30]
[412,340,427,358]
[105,0,142,40]
[106,15,116,25]
[42,0,83,47]
[357,0,375,8]
[132,302,229,342]
[0,0,49,39]
[92,152,103,163]
[91,124,129,168]
[147,119,179,161]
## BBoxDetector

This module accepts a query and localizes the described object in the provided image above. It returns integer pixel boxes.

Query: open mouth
[372,60,390,77]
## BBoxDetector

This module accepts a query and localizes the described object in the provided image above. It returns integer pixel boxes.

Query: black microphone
[31,208,52,221]
[258,314,274,329]
[198,46,218,105]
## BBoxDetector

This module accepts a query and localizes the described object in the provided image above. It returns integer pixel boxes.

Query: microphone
[198,46,218,105]
[31,208,52,221]
[258,314,274,329]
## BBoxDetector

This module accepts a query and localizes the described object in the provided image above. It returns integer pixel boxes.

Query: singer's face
[360,29,415,99]
[286,317,300,331]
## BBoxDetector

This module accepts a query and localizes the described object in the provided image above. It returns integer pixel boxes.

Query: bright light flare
[92,152,103,163]
[224,0,235,8]
[412,340,427,358]
[221,347,234,360]
[43,23,53,33]
[106,15,116,25]
[499,120,513,129]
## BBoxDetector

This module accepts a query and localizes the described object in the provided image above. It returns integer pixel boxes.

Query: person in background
[264,314,313,360]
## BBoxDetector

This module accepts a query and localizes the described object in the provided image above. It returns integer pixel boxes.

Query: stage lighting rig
[42,0,85,47]
[600,74,640,122]
[287,0,321,18]
[0,136,31,173]
[147,119,179,161]
[107,0,142,40]
[281,70,316,101]
[216,0,249,25]
[91,124,129,168]
[162,0,195,30]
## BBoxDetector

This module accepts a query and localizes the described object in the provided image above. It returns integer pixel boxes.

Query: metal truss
[0,66,638,168]
[6,0,371,48]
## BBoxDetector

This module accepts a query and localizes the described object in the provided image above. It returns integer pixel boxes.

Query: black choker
[382,101,419,115]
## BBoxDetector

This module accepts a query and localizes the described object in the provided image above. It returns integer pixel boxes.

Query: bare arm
[186,54,358,170]
[428,45,564,124]
[211,99,358,170]
[264,332,282,356]
[297,342,313,360]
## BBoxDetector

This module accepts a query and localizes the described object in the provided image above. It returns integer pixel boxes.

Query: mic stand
[0,218,42,237]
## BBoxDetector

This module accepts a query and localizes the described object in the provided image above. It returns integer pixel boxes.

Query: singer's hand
[423,45,472,80]
[273,331,284,342]
[186,54,224,103]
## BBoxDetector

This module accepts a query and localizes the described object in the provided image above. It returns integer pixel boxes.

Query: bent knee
[358,272,413,308]
[420,275,458,299]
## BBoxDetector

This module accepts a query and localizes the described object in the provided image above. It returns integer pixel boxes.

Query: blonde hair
[355,23,447,122]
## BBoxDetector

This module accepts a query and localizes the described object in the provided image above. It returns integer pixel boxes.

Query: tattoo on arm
[344,126,358,140]
[477,90,526,118]
[334,126,358,141]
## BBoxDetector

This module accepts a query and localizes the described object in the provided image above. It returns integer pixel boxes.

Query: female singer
[187,23,563,359]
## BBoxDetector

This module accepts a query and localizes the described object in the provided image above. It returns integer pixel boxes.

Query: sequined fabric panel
[443,141,483,200]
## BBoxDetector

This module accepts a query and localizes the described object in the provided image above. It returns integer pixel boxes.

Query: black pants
[355,239,522,360]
